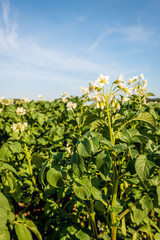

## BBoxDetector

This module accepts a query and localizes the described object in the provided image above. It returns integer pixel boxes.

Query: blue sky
[0,0,160,100]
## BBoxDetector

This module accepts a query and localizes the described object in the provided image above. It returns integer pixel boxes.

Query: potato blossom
[95,74,110,88]
[11,122,28,132]
[16,107,26,116]
[66,102,77,111]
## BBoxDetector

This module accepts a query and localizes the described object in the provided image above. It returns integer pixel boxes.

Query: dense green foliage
[0,75,160,240]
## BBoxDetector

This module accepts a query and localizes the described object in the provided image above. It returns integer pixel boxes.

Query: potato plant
[0,74,160,240]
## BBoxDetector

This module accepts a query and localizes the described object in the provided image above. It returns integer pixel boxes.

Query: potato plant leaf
[73,177,92,200]
[0,193,10,232]
[95,150,112,177]
[9,142,22,153]
[77,138,91,157]
[135,155,155,180]
[133,112,156,127]
[46,168,64,188]
[15,223,33,240]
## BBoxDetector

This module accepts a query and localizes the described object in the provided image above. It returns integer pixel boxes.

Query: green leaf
[37,113,45,126]
[15,223,33,240]
[40,160,48,186]
[0,227,10,240]
[133,112,156,127]
[113,143,126,153]
[155,233,160,240]
[121,216,126,236]
[0,144,11,161]
[140,195,153,214]
[145,92,155,97]
[144,216,160,233]
[95,150,112,177]
[91,186,102,200]
[71,153,85,177]
[77,138,91,157]
[32,155,44,168]
[9,142,22,153]
[73,177,92,200]
[1,163,18,176]
[133,207,147,225]
[90,119,104,132]
[94,201,107,213]
[25,220,42,240]
[75,229,90,240]
[0,193,10,232]
[46,168,64,188]
[89,137,99,153]
[135,155,154,180]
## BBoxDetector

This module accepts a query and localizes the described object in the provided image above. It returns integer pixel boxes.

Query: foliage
[0,74,160,239]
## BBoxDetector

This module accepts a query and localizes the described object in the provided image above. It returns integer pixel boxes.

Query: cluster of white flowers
[16,107,26,116]
[61,92,69,103]
[15,98,29,104]
[116,74,148,96]
[81,73,148,110]
[11,122,28,132]
[0,97,14,105]
[66,101,77,111]
[81,74,110,109]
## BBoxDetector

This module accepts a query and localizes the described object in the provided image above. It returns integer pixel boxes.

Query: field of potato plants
[0,74,160,240]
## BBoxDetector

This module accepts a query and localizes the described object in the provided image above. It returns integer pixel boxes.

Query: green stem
[111,159,119,240]
[90,199,98,239]
[24,145,36,186]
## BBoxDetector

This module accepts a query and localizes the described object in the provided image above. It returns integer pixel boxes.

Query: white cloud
[121,25,153,42]
[0,0,102,80]
[88,25,154,51]
[0,0,18,50]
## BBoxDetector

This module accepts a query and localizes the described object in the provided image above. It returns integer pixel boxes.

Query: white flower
[92,94,101,102]
[0,96,5,103]
[61,92,69,98]
[81,86,89,95]
[0,97,11,105]
[16,107,26,116]
[24,122,28,127]
[23,97,29,103]
[116,74,124,84]
[143,80,147,88]
[95,102,100,109]
[133,76,138,82]
[11,123,18,132]
[125,87,133,96]
[121,96,130,104]
[128,78,134,85]
[95,74,110,88]
[66,102,77,111]
[116,102,121,110]
[62,97,68,103]
[38,94,44,100]
[11,122,28,132]
[118,81,126,90]
[89,81,95,91]
[140,73,144,80]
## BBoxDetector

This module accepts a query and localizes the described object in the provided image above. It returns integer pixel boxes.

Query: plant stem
[90,199,98,239]
[111,158,119,240]
[24,145,36,186]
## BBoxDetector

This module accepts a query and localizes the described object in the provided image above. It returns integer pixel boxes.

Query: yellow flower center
[100,79,105,83]
[90,86,94,90]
